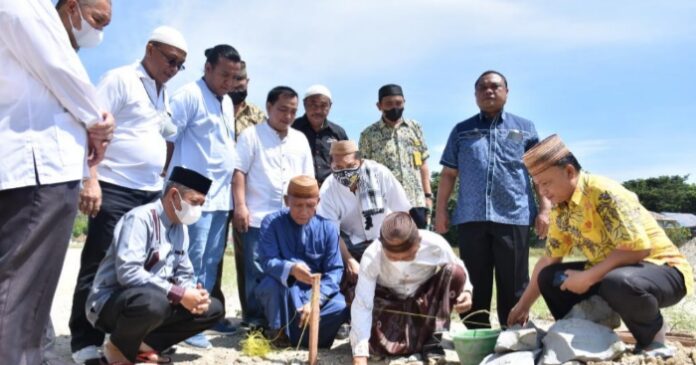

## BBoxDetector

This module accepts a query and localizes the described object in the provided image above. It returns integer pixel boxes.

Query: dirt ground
[51,246,696,365]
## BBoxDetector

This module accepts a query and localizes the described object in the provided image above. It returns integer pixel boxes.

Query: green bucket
[452,328,500,365]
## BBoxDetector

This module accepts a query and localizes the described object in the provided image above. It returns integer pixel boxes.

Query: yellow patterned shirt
[234,102,266,140]
[546,172,693,294]
[358,118,429,208]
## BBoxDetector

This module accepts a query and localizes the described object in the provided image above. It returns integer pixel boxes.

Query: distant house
[660,212,696,235]
[651,212,679,229]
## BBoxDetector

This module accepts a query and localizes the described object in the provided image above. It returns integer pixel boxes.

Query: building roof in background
[661,212,696,228]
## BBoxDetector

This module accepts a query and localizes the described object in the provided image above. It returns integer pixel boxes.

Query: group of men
[1,0,693,365]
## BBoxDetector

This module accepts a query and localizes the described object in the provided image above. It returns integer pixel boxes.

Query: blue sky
[78,0,696,183]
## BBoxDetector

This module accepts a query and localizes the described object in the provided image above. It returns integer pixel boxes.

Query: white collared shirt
[0,0,102,190]
[235,121,314,228]
[167,78,237,211]
[96,63,169,191]
[349,230,474,357]
[317,159,412,243]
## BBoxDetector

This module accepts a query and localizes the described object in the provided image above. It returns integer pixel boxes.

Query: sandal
[135,350,172,364]
[634,341,675,358]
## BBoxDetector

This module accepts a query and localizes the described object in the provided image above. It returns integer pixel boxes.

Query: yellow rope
[241,288,501,358]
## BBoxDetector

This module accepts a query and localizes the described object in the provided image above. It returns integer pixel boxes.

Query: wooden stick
[308,274,321,365]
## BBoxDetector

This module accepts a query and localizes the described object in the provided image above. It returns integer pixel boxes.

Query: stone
[564,295,621,329]
[480,350,539,364]
[494,322,544,353]
[539,318,626,364]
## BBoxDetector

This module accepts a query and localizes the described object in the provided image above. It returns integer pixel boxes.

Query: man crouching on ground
[86,166,223,364]
[351,212,473,364]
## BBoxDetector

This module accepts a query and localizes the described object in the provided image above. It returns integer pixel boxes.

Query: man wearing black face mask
[359,84,433,230]
[229,61,266,141]
[317,141,411,306]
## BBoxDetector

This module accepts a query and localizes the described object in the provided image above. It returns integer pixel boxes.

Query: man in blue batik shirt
[255,175,348,348]
[434,70,551,328]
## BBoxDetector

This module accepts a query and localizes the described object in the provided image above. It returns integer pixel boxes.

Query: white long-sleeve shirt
[0,0,102,190]
[96,63,168,191]
[167,79,237,211]
[349,230,474,357]
[317,159,412,244]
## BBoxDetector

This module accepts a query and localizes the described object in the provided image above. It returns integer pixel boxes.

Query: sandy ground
[51,244,696,365]
[50,247,462,364]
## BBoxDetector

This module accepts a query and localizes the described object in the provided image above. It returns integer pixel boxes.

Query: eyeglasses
[154,45,185,71]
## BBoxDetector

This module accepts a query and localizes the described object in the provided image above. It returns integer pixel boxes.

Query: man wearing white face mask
[0,1,114,364]
[56,0,112,50]
[86,167,223,365]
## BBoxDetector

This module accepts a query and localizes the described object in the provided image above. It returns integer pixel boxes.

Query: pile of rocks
[481,296,626,365]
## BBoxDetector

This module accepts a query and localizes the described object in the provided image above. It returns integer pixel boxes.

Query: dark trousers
[538,261,687,347]
[95,286,224,362]
[69,181,160,352]
[457,222,530,328]
[0,181,79,365]
[409,207,429,229]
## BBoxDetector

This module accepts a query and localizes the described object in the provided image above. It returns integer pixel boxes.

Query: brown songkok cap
[329,140,359,156]
[379,211,420,253]
[287,175,319,198]
[523,134,572,176]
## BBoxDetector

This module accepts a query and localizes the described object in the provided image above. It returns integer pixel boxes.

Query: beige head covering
[287,175,319,198]
[329,140,358,156]
[523,134,572,176]
[379,212,419,253]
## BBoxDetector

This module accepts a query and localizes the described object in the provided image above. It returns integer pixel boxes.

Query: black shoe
[335,323,351,340]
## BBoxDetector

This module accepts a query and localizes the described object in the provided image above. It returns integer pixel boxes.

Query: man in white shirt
[350,212,473,364]
[233,86,314,328]
[317,140,411,303]
[68,26,188,364]
[167,44,241,348]
[0,1,114,364]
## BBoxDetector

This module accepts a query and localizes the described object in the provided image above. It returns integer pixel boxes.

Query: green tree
[622,175,696,214]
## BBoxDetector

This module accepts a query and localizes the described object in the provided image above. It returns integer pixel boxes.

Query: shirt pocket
[53,112,86,166]
[456,129,487,162]
[498,129,527,164]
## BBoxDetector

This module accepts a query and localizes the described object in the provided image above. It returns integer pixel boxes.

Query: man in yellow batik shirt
[507,134,693,358]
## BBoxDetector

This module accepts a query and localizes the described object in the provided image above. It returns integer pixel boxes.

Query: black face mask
[383,107,404,122]
[229,89,248,105]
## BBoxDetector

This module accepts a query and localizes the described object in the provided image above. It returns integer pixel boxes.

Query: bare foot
[653,320,668,344]
[138,342,159,362]
[103,340,130,363]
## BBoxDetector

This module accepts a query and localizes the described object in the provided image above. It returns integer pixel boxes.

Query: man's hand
[87,112,115,167]
[507,301,530,327]
[453,290,472,314]
[79,177,102,217]
[181,284,211,315]
[290,263,313,285]
[352,356,368,365]
[345,258,360,282]
[298,302,311,328]
[535,209,550,239]
[233,204,250,233]
[434,209,449,234]
[560,269,593,294]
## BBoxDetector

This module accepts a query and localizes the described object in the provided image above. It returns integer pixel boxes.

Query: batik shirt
[546,172,693,293]
[234,102,265,140]
[359,118,429,208]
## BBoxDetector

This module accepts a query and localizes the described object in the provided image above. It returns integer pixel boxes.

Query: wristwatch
[424,193,433,198]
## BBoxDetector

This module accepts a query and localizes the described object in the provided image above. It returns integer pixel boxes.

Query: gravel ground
[51,246,696,364]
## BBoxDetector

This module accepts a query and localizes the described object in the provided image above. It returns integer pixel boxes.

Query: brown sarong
[369,264,466,356]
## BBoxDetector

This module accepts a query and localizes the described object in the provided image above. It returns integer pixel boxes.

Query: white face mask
[390,259,414,273]
[69,4,104,48]
[173,191,202,225]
